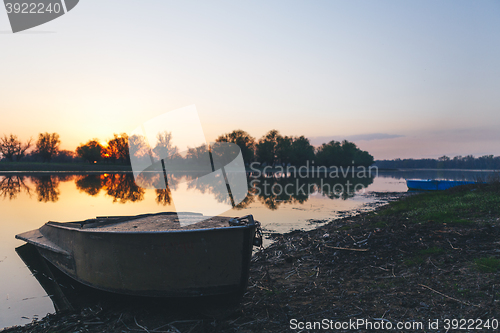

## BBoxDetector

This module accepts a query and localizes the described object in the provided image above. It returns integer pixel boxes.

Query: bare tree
[0,134,32,161]
[153,131,178,161]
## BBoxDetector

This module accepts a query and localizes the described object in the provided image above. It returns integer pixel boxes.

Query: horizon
[1,1,499,160]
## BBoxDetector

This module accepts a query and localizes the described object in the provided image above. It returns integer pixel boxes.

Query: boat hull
[16,215,258,298]
[406,179,476,191]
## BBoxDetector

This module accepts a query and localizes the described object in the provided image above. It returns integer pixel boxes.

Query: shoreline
[3,183,499,332]
[0,162,132,173]
[1,162,498,173]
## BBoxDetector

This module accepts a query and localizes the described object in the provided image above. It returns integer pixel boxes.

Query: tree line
[217,129,373,167]
[375,155,500,170]
[0,132,130,164]
[0,133,65,162]
[0,129,374,167]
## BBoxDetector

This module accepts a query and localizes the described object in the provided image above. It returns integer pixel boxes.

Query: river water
[0,169,497,328]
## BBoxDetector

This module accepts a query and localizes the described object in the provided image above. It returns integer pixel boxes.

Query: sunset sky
[1,1,499,159]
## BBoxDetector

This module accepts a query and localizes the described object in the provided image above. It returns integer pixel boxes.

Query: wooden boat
[15,212,261,299]
[406,179,476,191]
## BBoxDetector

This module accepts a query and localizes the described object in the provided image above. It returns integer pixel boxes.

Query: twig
[418,284,480,307]
[256,285,272,291]
[165,324,182,333]
[324,245,368,252]
[448,239,461,250]
[375,274,414,279]
[370,265,390,271]
[134,316,150,333]
[116,313,123,325]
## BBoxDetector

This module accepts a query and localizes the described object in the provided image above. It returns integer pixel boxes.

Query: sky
[1,0,499,160]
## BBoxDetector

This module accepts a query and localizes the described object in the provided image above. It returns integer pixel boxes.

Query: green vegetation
[404,257,425,267]
[419,246,444,255]
[372,220,388,228]
[315,139,374,167]
[474,257,500,273]
[381,183,500,224]
[404,248,445,267]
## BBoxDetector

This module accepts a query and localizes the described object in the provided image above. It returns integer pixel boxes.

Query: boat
[406,179,477,191]
[15,212,261,299]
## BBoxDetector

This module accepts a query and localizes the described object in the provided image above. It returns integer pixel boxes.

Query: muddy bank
[3,185,500,332]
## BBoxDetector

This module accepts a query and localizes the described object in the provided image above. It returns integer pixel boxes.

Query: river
[0,169,497,328]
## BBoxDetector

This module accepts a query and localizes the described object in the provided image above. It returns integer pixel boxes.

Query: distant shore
[0,162,132,172]
[0,161,497,174]
[0,162,377,174]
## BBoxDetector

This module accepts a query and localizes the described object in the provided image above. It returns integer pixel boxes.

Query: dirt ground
[3,189,500,333]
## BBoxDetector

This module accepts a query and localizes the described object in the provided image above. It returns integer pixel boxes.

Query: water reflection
[32,175,65,203]
[76,174,145,203]
[102,174,145,203]
[247,175,374,210]
[75,174,102,196]
[0,175,31,200]
[16,244,119,313]
[155,188,173,206]
[0,173,374,209]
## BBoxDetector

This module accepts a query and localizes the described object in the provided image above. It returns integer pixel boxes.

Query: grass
[474,257,500,273]
[381,183,500,224]
[404,247,444,267]
[404,257,424,267]
[372,221,388,228]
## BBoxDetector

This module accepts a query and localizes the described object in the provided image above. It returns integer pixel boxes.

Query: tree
[53,150,76,163]
[276,135,293,166]
[35,133,60,162]
[315,140,373,167]
[185,144,210,167]
[105,133,129,163]
[0,134,32,161]
[76,140,103,163]
[216,130,256,164]
[128,134,150,164]
[153,131,178,161]
[289,136,315,166]
[315,140,342,166]
[256,130,281,166]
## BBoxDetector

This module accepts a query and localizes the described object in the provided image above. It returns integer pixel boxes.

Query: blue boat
[406,179,477,191]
